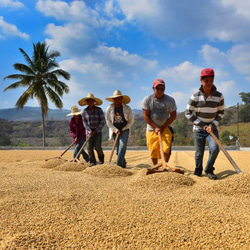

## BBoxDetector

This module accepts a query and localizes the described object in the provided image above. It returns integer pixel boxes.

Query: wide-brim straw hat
[105,90,131,104]
[67,105,83,116]
[78,93,103,106]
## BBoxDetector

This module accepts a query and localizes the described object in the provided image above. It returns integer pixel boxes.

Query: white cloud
[200,45,227,67]
[0,16,29,39]
[220,0,250,20]
[0,0,24,9]
[45,22,97,57]
[36,0,99,24]
[227,44,250,75]
[115,0,250,42]
[158,61,201,86]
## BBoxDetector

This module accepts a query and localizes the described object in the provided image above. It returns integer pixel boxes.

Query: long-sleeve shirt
[185,85,224,132]
[69,115,86,141]
[82,106,105,137]
[105,103,134,140]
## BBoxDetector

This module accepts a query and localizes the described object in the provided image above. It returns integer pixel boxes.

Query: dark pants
[87,133,104,164]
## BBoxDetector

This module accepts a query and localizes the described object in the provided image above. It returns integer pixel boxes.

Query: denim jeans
[73,138,89,162]
[194,129,220,175]
[87,133,104,164]
[113,129,129,168]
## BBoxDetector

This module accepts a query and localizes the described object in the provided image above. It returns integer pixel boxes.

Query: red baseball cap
[153,79,165,88]
[201,68,214,77]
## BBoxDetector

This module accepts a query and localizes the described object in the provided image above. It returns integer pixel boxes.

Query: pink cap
[153,79,165,88]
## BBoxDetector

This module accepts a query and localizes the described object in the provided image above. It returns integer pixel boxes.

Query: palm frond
[4,80,30,91]
[46,87,63,109]
[19,48,34,68]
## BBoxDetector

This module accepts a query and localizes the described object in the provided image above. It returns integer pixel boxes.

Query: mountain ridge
[0,106,143,121]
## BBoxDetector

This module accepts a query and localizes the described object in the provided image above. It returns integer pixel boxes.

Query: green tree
[238,92,250,122]
[3,42,70,147]
[239,92,250,105]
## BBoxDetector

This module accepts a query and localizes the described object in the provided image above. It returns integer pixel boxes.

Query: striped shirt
[185,85,224,132]
[82,106,105,136]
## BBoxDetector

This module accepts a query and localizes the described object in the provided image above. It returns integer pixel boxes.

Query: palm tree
[4,42,70,147]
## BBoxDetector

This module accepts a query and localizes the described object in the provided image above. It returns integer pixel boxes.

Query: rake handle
[72,135,92,162]
[209,131,242,173]
[108,133,119,164]
[60,139,77,157]
[158,132,167,169]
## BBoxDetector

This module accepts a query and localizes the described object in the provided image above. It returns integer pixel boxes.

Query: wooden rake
[45,139,76,161]
[209,131,242,174]
[147,132,185,175]
[108,133,119,165]
[70,135,92,163]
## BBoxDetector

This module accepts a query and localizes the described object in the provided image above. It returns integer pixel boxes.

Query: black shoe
[194,172,202,177]
[97,161,104,165]
[205,172,217,180]
[89,162,96,167]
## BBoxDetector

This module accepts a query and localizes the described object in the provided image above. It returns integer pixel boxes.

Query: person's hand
[205,126,213,133]
[90,130,97,136]
[117,130,122,135]
[154,127,161,134]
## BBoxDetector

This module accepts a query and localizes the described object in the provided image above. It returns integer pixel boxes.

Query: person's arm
[142,109,161,134]
[69,119,78,142]
[96,108,106,133]
[105,105,119,133]
[208,94,225,131]
[82,110,92,135]
[185,95,207,129]
[161,110,176,132]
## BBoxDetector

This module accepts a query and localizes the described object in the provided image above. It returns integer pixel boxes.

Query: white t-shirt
[141,94,177,131]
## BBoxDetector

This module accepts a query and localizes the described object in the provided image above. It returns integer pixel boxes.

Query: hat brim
[105,95,131,104]
[66,110,83,116]
[78,97,103,106]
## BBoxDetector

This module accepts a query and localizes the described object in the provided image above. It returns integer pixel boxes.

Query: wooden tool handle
[60,139,76,157]
[158,132,167,169]
[210,131,242,173]
[108,133,119,164]
[73,135,92,162]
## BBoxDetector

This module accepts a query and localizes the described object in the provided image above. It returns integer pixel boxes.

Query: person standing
[78,93,105,167]
[105,90,134,168]
[67,105,89,162]
[141,79,177,165]
[185,68,224,180]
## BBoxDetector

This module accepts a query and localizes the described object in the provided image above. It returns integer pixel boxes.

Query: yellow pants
[146,127,172,159]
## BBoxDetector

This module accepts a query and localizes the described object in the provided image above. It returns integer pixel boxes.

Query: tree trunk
[41,110,46,147]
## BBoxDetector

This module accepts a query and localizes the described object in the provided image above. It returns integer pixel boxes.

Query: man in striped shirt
[185,68,224,180]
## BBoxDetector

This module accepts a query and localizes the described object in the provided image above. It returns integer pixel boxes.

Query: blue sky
[1,0,250,113]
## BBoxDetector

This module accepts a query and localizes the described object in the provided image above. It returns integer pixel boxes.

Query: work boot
[89,162,96,167]
[205,172,217,180]
[98,156,104,164]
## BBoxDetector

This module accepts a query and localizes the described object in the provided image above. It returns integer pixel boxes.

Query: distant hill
[0,106,142,121]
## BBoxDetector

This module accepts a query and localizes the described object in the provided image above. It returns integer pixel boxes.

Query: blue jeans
[73,138,89,162]
[87,133,104,164]
[194,129,220,175]
[113,129,129,168]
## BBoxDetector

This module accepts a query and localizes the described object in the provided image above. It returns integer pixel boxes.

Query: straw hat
[78,93,103,106]
[66,105,83,116]
[105,90,131,104]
